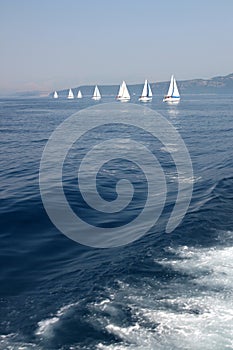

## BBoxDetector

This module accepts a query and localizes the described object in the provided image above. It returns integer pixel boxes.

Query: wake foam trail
[94,238,233,349]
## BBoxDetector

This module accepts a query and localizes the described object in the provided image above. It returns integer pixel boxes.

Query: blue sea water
[0,94,233,349]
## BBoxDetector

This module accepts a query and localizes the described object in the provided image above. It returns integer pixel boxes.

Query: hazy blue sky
[1,0,233,94]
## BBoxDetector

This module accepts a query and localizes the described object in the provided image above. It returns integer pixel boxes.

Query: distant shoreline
[1,73,233,98]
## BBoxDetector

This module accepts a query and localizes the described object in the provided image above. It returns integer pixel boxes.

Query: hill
[52,73,233,97]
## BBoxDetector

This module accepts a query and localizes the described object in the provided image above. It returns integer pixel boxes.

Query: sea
[0,93,233,350]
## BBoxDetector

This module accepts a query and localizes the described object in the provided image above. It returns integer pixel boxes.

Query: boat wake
[95,238,233,349]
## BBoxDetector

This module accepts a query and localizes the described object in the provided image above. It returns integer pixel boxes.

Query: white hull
[92,96,101,100]
[116,96,130,102]
[163,96,180,104]
[138,96,152,102]
[68,96,74,99]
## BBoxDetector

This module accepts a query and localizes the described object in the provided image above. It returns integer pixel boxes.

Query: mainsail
[92,85,101,100]
[77,90,82,98]
[139,80,152,101]
[53,91,58,99]
[117,81,130,101]
[67,89,74,99]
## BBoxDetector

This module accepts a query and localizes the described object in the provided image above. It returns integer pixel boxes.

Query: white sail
[77,90,82,98]
[167,75,174,96]
[122,81,130,99]
[117,82,124,97]
[67,88,74,99]
[92,85,101,100]
[117,80,130,101]
[172,77,180,97]
[148,82,152,97]
[163,75,180,103]
[139,80,152,101]
[141,80,148,97]
[53,91,58,99]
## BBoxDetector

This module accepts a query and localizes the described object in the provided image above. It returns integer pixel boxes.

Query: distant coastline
[1,73,233,98]
[53,73,233,98]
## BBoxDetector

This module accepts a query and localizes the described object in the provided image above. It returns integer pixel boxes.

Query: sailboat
[139,80,152,102]
[67,88,74,99]
[116,81,130,101]
[53,91,58,99]
[77,90,82,99]
[163,75,180,104]
[92,85,101,100]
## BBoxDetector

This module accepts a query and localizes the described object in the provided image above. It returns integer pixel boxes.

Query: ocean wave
[35,302,79,338]
[0,333,41,350]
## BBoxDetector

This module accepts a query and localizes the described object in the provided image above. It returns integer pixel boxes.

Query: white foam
[0,333,40,350]
[35,316,59,336]
[161,245,233,289]
[95,243,233,349]
[35,301,79,338]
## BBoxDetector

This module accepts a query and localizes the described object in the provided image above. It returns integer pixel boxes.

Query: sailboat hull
[138,96,152,102]
[92,96,101,100]
[116,97,130,102]
[163,96,180,104]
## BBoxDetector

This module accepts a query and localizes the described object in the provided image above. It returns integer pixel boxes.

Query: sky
[1,0,233,95]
